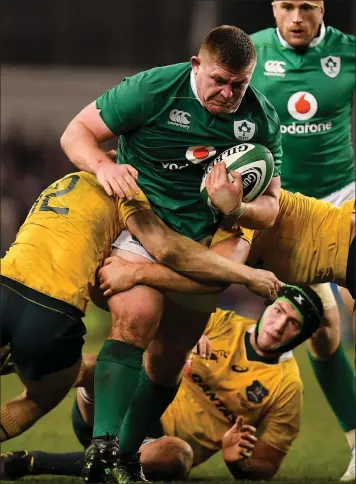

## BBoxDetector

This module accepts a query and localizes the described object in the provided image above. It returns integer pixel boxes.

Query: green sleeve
[96,73,147,136]
[257,94,283,177]
[265,109,283,177]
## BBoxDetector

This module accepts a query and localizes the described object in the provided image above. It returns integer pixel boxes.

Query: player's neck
[276,23,325,51]
[248,332,281,362]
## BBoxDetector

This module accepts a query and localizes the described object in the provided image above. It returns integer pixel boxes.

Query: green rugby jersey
[97,62,282,241]
[251,25,356,199]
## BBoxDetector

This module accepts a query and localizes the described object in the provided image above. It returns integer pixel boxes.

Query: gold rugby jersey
[1,172,151,313]
[212,190,354,286]
[161,308,302,465]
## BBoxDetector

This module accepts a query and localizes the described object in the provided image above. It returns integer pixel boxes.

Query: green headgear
[255,284,324,353]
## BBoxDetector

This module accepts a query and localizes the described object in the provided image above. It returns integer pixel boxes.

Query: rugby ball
[200,143,274,208]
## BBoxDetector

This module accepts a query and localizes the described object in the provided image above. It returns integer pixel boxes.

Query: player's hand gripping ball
[200,143,274,209]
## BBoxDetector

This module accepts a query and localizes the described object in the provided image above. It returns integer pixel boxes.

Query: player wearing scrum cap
[0,285,324,482]
[250,3,356,480]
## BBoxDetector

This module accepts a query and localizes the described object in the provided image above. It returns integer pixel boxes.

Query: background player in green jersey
[61,25,283,483]
[250,2,356,481]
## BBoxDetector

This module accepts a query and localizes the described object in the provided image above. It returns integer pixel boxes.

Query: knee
[24,364,81,414]
[143,436,193,481]
[108,293,163,347]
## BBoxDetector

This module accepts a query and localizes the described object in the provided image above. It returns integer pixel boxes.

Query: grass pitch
[1,306,353,483]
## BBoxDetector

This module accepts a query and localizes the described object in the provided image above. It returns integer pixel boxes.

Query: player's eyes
[301,5,314,11]
[231,82,244,90]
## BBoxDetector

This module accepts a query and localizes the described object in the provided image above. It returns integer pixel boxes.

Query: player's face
[257,299,302,351]
[191,53,256,115]
[273,1,324,48]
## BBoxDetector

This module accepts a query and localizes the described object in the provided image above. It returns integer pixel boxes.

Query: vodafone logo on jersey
[287,92,318,121]
[185,146,216,164]
[282,91,332,135]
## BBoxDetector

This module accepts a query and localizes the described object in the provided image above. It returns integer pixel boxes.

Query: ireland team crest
[320,56,341,78]
[234,120,256,141]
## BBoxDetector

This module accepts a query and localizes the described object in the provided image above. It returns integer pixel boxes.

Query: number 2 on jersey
[31,174,80,215]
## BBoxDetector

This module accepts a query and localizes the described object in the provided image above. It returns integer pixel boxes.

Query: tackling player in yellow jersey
[0,171,280,444]
[0,285,324,481]
[212,188,355,291]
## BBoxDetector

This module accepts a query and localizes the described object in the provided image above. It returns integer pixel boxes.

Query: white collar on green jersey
[190,69,203,105]
[190,69,239,113]
[276,22,326,49]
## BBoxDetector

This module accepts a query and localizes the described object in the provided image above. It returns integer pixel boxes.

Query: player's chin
[285,34,310,48]
[205,103,232,115]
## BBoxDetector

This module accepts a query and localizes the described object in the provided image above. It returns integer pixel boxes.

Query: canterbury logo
[168,109,191,129]
[264,60,286,77]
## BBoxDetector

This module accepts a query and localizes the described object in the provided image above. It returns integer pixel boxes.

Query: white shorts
[112,231,218,313]
[320,181,355,207]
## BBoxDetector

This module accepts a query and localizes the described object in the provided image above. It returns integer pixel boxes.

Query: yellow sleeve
[211,226,255,247]
[117,187,152,227]
[204,309,255,339]
[239,227,255,245]
[257,377,302,453]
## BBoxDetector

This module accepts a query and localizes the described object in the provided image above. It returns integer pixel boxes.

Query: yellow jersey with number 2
[1,172,151,313]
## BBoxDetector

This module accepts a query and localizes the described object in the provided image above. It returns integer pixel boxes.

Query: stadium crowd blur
[1,129,73,257]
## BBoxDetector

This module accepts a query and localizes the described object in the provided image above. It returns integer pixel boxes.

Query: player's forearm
[155,234,254,286]
[127,212,255,286]
[60,121,114,175]
[135,263,227,294]
[229,193,279,229]
[225,457,278,481]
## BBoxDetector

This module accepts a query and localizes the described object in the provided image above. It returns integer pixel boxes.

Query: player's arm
[60,101,117,174]
[206,162,280,229]
[227,379,302,480]
[99,255,226,297]
[102,210,278,298]
[224,438,286,480]
[127,210,278,296]
[99,234,249,297]
[100,230,250,297]
[236,176,280,229]
[61,82,141,198]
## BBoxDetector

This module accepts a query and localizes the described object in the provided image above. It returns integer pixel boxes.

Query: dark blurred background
[1,0,355,319]
[2,0,355,66]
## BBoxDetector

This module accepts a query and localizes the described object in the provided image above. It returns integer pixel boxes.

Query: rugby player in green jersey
[61,25,283,483]
[250,2,356,480]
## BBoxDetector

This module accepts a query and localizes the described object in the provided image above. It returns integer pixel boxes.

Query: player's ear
[191,56,201,73]
[272,3,278,19]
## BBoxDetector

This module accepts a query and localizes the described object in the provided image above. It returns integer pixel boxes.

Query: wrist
[226,201,247,218]
[133,265,146,285]
[94,155,115,174]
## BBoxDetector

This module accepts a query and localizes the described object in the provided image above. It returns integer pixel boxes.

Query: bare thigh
[108,249,164,349]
